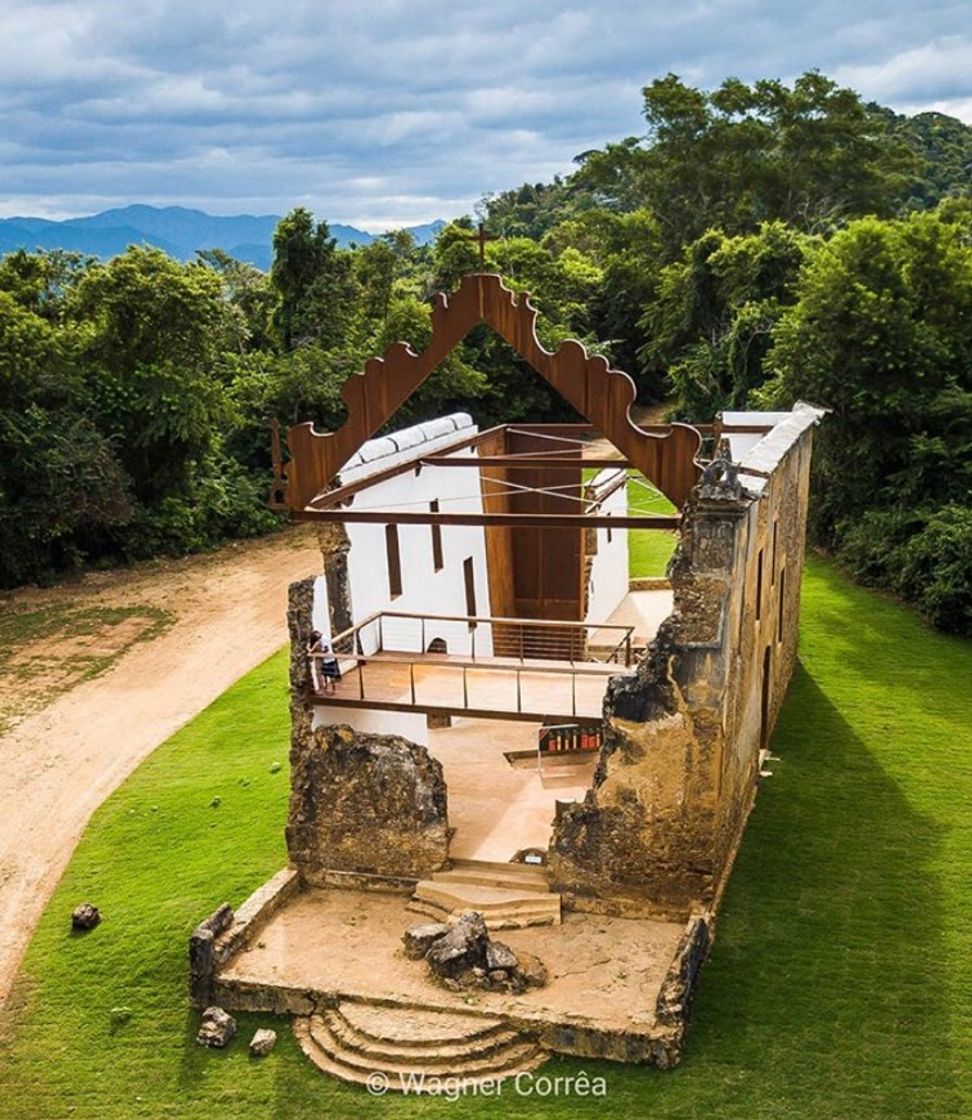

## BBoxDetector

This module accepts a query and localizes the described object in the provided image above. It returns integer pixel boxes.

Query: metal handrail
[378,608,633,633]
[308,651,606,716]
[322,609,637,669]
[308,650,621,677]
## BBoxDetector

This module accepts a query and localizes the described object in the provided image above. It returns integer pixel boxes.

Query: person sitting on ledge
[307,630,341,695]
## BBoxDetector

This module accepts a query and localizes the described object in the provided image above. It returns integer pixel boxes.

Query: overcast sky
[1,1,970,228]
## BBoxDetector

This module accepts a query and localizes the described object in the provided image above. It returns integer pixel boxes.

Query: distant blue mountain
[0,206,448,269]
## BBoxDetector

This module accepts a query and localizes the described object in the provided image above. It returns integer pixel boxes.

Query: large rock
[196,1006,237,1049]
[425,911,489,979]
[485,940,518,972]
[249,1028,277,1057]
[71,902,101,931]
[286,721,449,883]
[403,922,450,960]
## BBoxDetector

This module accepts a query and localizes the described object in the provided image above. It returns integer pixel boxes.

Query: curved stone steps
[338,1000,508,1049]
[294,1005,547,1091]
[321,1007,520,1065]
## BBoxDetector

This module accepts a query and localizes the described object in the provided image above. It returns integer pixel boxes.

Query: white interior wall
[310,415,492,737]
[344,442,492,657]
[311,704,429,745]
[584,472,629,625]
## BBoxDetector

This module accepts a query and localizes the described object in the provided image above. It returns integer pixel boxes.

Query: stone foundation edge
[199,870,715,1069]
[189,867,300,1008]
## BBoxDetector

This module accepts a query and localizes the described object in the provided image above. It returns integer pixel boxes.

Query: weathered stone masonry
[549,407,820,920]
[285,576,450,884]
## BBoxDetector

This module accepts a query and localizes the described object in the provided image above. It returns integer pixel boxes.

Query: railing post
[462,665,469,709]
[471,628,476,661]
[378,615,384,652]
[519,626,524,664]
[421,616,425,653]
[626,632,632,666]
[359,658,365,700]
[410,661,416,705]
[571,670,577,717]
[516,669,522,713]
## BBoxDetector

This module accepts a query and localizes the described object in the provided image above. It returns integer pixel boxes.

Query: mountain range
[0,205,447,270]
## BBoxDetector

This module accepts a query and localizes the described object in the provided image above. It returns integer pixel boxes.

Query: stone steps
[410,876,561,929]
[435,860,551,893]
[294,1002,547,1091]
[406,898,559,930]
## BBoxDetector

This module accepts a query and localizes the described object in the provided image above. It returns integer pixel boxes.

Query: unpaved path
[0,527,321,1007]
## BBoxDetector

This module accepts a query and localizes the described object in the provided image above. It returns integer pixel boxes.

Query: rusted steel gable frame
[284,273,702,510]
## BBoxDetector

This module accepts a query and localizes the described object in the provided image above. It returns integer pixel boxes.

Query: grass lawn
[587,471,677,578]
[1,557,970,1119]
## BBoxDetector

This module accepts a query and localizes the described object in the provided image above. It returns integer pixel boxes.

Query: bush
[896,505,972,635]
[837,504,972,636]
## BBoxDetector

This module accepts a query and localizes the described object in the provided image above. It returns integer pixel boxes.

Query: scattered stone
[402,921,450,960]
[515,951,548,989]
[209,796,221,808]
[425,911,489,979]
[71,902,101,931]
[196,1006,237,1049]
[109,1006,132,1030]
[419,910,547,993]
[486,940,518,972]
[249,1028,277,1057]
[269,761,282,774]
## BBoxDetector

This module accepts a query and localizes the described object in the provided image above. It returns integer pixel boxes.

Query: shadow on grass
[669,663,959,1117]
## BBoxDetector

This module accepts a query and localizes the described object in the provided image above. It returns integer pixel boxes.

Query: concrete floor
[219,887,684,1038]
[427,717,597,862]
[591,589,674,648]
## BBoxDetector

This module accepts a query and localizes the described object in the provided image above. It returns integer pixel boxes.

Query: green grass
[626,477,677,578]
[2,557,970,1119]
[582,469,676,578]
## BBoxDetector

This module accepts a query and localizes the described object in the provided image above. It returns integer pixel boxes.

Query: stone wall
[549,409,820,920]
[286,576,449,884]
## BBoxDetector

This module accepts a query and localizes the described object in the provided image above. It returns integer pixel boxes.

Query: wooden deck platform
[312,651,624,723]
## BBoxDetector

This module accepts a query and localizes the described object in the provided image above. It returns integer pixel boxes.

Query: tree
[270,208,357,350]
[642,222,810,417]
[575,71,916,251]
[759,205,972,630]
[70,247,236,499]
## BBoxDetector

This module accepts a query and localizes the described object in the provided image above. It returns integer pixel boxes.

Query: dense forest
[1,72,970,634]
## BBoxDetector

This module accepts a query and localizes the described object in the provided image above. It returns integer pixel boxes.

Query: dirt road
[0,527,321,1007]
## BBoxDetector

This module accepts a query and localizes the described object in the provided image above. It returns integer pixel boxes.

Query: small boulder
[196,1006,237,1049]
[426,911,489,979]
[485,940,518,972]
[402,922,450,960]
[71,903,101,931]
[249,1028,277,1057]
[515,951,548,989]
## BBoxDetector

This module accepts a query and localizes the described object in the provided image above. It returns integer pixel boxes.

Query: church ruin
[190,271,823,1088]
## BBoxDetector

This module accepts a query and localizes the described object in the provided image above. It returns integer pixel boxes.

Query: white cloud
[0,0,968,223]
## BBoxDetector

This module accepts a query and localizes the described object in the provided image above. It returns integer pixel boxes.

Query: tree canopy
[1,69,970,632]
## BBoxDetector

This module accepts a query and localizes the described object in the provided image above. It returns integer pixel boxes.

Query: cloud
[0,0,969,223]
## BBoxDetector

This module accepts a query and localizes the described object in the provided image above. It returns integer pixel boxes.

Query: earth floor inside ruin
[215,885,686,1047]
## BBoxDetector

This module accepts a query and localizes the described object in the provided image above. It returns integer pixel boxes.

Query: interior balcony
[309,609,638,724]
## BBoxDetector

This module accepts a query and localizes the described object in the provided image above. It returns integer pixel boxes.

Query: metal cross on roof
[464,222,498,271]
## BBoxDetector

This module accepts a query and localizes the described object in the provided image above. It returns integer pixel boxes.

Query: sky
[1,0,970,229]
